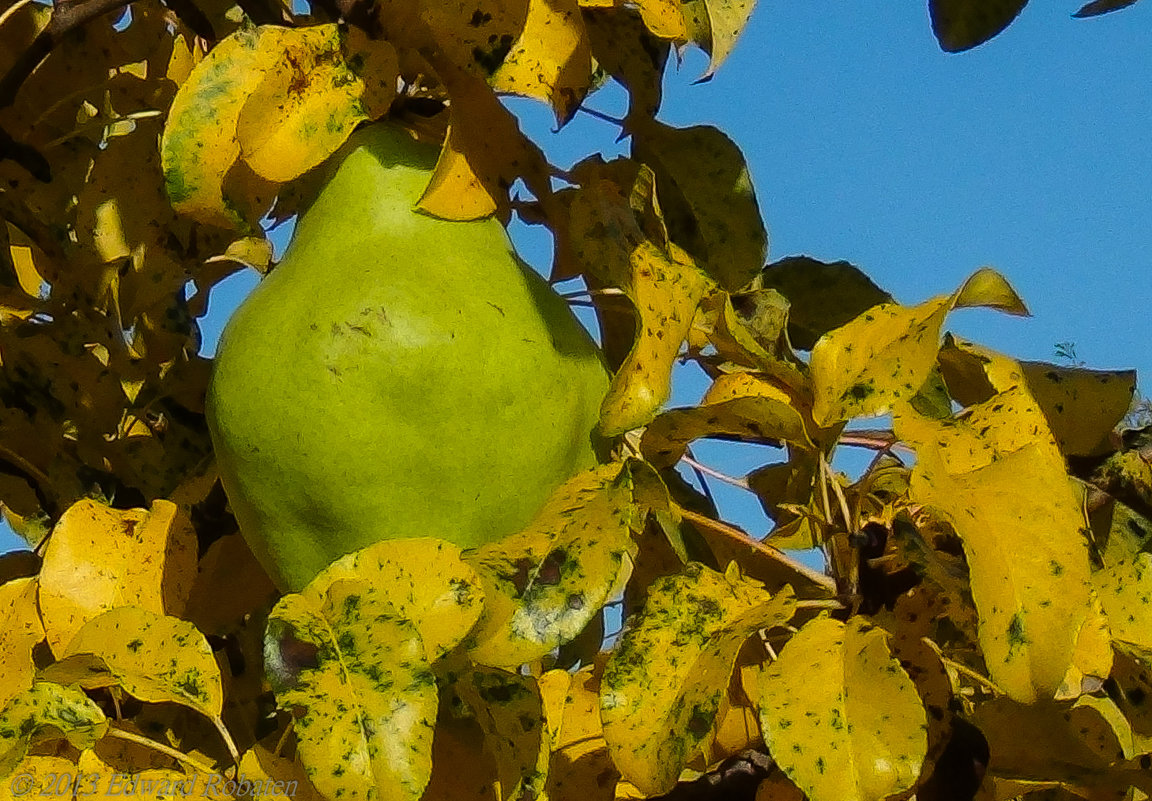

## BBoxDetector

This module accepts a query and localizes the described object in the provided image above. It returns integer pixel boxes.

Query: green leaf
[0,683,108,778]
[600,562,795,795]
[896,386,1096,703]
[466,464,638,668]
[758,616,927,801]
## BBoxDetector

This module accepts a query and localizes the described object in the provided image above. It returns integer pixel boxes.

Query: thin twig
[576,105,625,126]
[680,455,750,490]
[677,506,836,592]
[106,728,225,777]
[820,454,854,534]
[211,715,241,766]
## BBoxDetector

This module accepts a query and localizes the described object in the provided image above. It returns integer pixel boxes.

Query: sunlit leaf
[600,563,795,795]
[681,0,758,78]
[811,267,1024,425]
[584,8,669,117]
[238,745,322,801]
[308,538,484,662]
[491,0,591,121]
[38,499,197,655]
[939,335,1135,457]
[161,25,288,228]
[0,683,107,777]
[265,584,437,801]
[896,387,1095,703]
[237,25,399,183]
[466,464,636,668]
[0,578,45,709]
[758,616,928,801]
[45,607,223,719]
[544,662,622,801]
[641,372,812,468]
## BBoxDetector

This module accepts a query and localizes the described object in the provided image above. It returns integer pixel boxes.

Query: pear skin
[207,123,609,592]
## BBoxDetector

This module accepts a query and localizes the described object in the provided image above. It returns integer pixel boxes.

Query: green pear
[207,123,609,592]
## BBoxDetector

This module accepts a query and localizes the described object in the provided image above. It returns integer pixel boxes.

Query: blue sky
[3,2,1148,553]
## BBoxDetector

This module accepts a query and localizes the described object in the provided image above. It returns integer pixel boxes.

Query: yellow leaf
[632,0,689,40]
[545,663,622,801]
[419,57,551,220]
[811,267,1024,425]
[237,25,399,183]
[47,607,223,720]
[1059,588,1113,699]
[161,25,288,228]
[265,585,437,801]
[758,616,928,801]
[491,0,591,120]
[600,563,795,795]
[38,498,197,655]
[6,240,45,298]
[641,373,812,469]
[685,0,758,78]
[456,668,550,801]
[0,683,107,776]
[421,717,499,801]
[466,464,637,668]
[896,387,1095,703]
[0,756,77,801]
[0,578,45,709]
[307,538,485,663]
[238,745,322,801]
[583,7,668,118]
[939,335,1136,457]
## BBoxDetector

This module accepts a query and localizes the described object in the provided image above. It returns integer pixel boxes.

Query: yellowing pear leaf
[0,577,44,709]
[38,498,197,655]
[630,120,766,292]
[641,372,812,469]
[182,533,279,637]
[237,25,399,183]
[544,662,622,801]
[238,745,322,801]
[456,668,550,801]
[420,717,499,801]
[632,0,689,40]
[466,464,636,668]
[939,335,1135,457]
[419,57,551,221]
[811,267,1025,425]
[310,538,484,663]
[46,607,222,719]
[896,387,1095,703]
[0,755,77,800]
[491,0,591,121]
[0,683,107,777]
[1093,550,1152,652]
[600,563,795,795]
[161,25,287,228]
[265,584,437,801]
[682,0,758,78]
[583,7,669,118]
[758,616,928,801]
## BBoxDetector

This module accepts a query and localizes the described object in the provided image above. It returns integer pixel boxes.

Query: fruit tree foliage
[0,2,1150,801]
